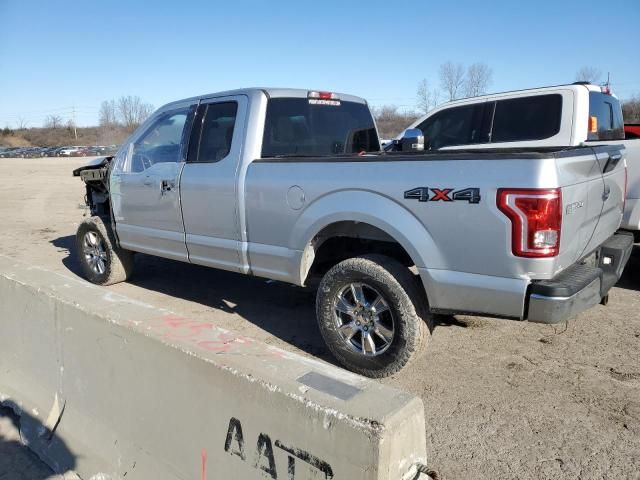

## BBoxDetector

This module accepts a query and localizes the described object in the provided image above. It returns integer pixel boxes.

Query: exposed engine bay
[72,156,112,216]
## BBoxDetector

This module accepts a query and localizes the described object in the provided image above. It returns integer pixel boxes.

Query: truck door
[110,105,195,261]
[180,95,248,272]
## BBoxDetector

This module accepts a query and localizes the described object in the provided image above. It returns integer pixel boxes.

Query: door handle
[603,153,622,173]
[603,184,611,201]
[143,176,153,186]
[160,179,175,194]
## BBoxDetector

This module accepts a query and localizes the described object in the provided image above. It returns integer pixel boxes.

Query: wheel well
[302,221,415,284]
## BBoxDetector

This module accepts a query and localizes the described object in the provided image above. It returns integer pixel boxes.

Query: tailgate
[582,145,626,255]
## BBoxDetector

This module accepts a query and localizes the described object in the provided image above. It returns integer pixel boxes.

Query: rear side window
[491,94,562,143]
[261,98,379,157]
[587,92,624,141]
[415,104,488,149]
[189,102,238,163]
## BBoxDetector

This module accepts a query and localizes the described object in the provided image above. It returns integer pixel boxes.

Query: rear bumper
[527,231,634,324]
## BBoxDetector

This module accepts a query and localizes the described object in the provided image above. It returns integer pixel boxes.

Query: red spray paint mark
[201,448,207,480]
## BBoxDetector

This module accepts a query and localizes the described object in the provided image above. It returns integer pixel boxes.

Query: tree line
[373,60,494,138]
[1,95,155,147]
[3,78,639,148]
[98,95,154,131]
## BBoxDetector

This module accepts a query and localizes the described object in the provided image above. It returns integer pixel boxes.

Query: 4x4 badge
[404,187,481,204]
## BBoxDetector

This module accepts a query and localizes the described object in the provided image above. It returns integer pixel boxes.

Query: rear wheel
[76,216,134,285]
[316,254,431,378]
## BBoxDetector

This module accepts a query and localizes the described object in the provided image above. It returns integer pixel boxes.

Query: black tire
[316,254,432,378]
[76,216,134,285]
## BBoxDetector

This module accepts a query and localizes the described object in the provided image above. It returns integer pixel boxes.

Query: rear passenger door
[180,95,248,272]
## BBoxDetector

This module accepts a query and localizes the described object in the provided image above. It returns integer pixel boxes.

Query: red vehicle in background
[625,124,640,139]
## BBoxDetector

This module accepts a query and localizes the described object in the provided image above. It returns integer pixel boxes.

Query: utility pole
[72,106,78,140]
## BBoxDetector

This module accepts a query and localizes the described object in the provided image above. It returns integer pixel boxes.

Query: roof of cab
[160,87,368,112]
[435,82,616,110]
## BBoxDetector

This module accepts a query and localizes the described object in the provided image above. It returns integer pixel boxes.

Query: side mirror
[398,128,425,152]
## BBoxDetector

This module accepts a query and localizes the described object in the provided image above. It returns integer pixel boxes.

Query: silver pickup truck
[74,88,633,377]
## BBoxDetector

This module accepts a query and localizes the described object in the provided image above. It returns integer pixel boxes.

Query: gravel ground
[0,157,639,479]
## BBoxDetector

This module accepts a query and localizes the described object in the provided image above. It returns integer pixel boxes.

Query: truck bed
[246,144,626,319]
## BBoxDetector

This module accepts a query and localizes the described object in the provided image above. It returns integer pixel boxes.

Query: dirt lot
[1,157,639,480]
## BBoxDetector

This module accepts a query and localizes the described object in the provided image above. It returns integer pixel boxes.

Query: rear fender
[290,190,442,284]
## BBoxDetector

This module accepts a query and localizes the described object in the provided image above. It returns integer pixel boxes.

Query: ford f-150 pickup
[74,88,633,377]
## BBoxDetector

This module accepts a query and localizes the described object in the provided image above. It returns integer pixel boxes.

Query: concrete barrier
[0,255,429,480]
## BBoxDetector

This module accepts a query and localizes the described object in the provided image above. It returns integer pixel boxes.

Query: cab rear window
[261,98,380,157]
[587,92,624,141]
[491,94,562,143]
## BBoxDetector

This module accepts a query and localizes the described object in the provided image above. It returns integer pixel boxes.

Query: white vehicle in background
[58,146,84,157]
[389,83,640,240]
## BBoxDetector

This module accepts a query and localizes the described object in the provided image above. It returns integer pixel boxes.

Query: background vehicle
[390,83,640,239]
[0,147,21,157]
[41,146,60,156]
[625,124,640,139]
[58,146,84,156]
[0,145,117,158]
[74,88,632,377]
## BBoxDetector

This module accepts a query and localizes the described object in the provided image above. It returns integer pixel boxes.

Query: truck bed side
[244,147,625,319]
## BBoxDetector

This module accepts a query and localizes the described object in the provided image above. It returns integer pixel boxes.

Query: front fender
[289,190,443,283]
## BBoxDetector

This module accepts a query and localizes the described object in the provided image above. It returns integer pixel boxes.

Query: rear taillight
[497,188,562,258]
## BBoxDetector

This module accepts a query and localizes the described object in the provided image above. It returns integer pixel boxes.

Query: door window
[189,102,238,163]
[587,92,624,141]
[127,109,190,173]
[491,94,562,142]
[415,104,487,149]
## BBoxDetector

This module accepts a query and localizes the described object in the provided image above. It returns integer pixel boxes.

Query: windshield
[261,98,380,157]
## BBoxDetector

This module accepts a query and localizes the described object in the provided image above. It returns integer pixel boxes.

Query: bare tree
[575,66,602,84]
[44,114,63,129]
[439,62,466,101]
[623,95,640,123]
[372,105,419,139]
[464,63,493,97]
[117,95,154,131]
[15,117,28,130]
[99,100,118,127]
[416,79,439,113]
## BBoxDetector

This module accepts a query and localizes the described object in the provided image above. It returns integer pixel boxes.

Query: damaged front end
[72,156,112,217]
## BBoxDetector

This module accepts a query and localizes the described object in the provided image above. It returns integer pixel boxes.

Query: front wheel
[76,216,134,285]
[316,254,431,378]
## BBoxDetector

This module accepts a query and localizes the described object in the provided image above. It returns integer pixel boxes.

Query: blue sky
[1,0,639,127]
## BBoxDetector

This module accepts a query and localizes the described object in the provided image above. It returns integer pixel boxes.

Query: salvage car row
[0,145,118,158]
